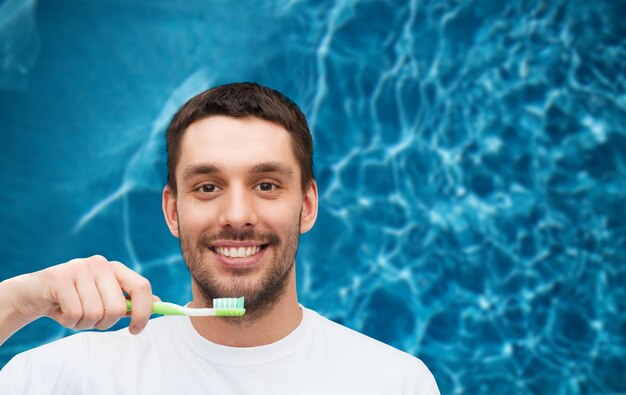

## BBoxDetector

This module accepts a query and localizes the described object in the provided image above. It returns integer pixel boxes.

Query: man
[0,82,439,394]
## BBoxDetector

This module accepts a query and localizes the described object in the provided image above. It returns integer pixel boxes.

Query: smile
[212,245,265,258]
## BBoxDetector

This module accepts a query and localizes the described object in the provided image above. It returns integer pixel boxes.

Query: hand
[2,255,155,337]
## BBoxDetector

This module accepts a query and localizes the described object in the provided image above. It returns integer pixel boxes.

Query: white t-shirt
[0,307,439,394]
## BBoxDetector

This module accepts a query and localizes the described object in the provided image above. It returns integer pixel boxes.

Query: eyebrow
[181,161,294,182]
[181,163,221,182]
[251,161,294,178]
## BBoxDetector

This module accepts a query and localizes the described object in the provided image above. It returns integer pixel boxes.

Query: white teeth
[215,246,261,258]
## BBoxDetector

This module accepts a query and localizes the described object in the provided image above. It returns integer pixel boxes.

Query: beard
[179,216,301,322]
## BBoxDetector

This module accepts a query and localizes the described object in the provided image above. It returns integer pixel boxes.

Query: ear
[162,185,180,238]
[300,180,318,234]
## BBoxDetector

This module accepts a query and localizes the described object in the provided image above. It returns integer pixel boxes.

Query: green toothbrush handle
[125,300,187,316]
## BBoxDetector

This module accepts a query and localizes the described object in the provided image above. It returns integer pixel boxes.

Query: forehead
[177,116,299,177]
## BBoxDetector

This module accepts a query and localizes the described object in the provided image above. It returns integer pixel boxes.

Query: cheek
[177,202,217,232]
[259,202,302,230]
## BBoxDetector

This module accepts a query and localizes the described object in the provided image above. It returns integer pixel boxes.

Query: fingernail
[131,324,145,335]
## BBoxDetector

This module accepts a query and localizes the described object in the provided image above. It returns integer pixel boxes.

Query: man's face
[162,116,317,317]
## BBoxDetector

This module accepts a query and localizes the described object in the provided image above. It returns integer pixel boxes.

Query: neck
[188,269,302,347]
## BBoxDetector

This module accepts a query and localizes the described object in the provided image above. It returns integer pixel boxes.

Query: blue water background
[1,1,625,393]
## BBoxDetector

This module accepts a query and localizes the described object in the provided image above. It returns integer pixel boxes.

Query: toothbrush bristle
[213,297,246,316]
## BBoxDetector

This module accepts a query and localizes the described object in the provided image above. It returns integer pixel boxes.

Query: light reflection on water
[1,1,625,393]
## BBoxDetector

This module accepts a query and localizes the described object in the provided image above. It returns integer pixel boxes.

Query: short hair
[165,82,314,193]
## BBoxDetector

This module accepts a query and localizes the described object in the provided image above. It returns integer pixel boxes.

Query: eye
[198,184,221,193]
[256,182,277,192]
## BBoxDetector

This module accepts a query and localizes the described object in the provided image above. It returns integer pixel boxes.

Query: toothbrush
[125,297,245,317]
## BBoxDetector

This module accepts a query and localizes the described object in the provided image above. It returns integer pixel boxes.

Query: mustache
[199,229,280,246]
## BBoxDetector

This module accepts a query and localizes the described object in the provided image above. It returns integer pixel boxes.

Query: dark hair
[166,82,314,193]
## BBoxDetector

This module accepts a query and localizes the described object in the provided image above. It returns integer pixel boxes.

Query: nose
[217,185,258,229]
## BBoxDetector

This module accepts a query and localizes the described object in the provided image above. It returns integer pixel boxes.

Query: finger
[123,295,160,317]
[73,271,105,330]
[110,261,152,335]
[125,295,161,317]
[48,282,83,329]
[94,268,128,330]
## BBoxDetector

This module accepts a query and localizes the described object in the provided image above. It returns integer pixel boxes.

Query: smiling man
[0,82,439,394]
[165,113,316,345]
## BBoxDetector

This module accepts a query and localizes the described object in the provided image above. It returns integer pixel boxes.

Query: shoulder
[0,328,88,393]
[0,316,176,394]
[304,308,438,392]
[1,316,175,373]
[307,308,420,363]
